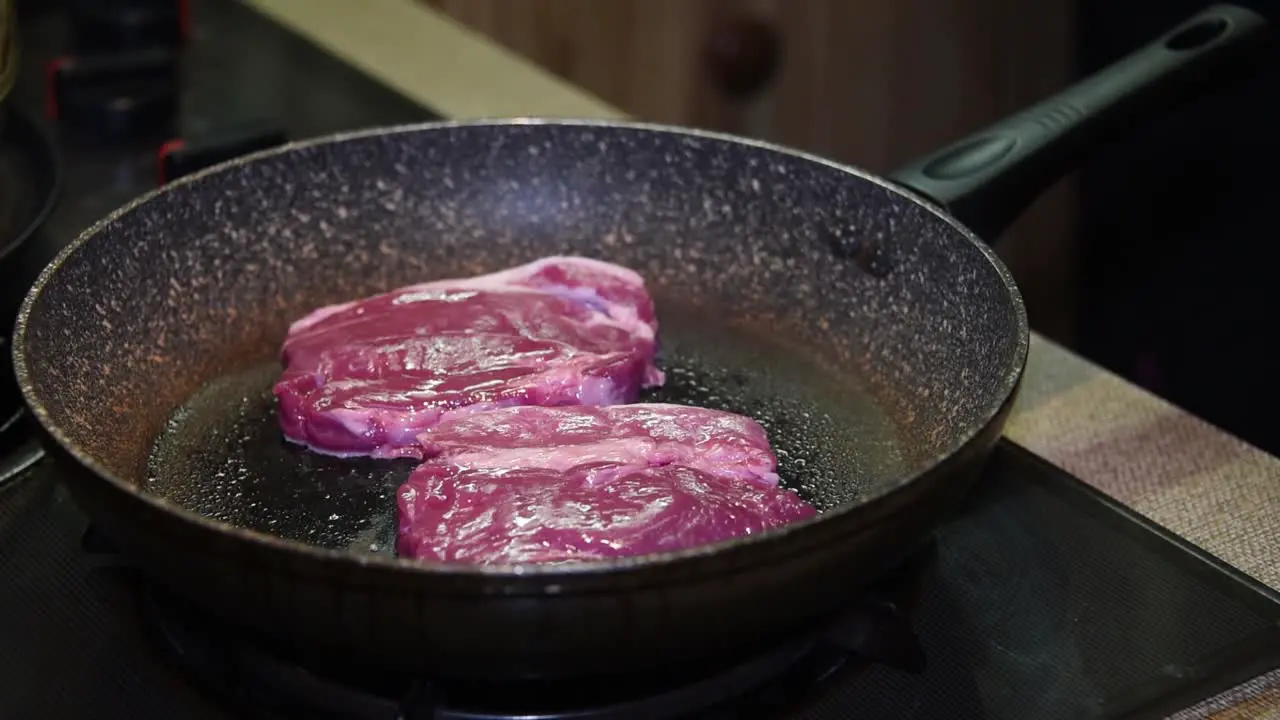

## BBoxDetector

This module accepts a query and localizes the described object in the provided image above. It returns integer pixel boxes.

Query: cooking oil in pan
[145,304,908,556]
[644,303,909,505]
[147,362,414,557]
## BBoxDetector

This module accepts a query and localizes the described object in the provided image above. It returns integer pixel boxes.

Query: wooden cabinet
[422,0,1078,343]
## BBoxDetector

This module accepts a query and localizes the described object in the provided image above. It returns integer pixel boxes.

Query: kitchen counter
[242,2,1280,715]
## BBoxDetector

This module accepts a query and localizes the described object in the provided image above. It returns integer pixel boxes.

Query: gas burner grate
[83,527,931,720]
[0,105,61,485]
[0,343,43,486]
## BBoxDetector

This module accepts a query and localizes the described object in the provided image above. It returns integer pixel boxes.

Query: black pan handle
[888,4,1268,241]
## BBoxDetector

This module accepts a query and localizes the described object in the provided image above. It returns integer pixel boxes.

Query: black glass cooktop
[3,1,1280,718]
[4,442,1279,719]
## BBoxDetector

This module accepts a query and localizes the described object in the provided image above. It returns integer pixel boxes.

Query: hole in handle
[1165,17,1230,51]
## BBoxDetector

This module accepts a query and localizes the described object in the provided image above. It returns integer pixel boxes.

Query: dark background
[1076,0,1280,455]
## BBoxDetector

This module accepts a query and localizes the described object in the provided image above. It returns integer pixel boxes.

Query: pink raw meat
[273,257,663,458]
[415,404,782,487]
[397,462,815,565]
[396,404,815,564]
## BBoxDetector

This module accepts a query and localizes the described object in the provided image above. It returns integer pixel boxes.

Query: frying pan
[12,5,1267,680]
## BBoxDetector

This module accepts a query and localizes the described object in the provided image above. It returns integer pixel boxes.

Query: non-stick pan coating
[25,122,1022,492]
[15,121,1024,676]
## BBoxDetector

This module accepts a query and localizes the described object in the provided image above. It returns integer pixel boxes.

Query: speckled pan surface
[12,119,1028,676]
[18,118,1029,564]
[17,118,1023,478]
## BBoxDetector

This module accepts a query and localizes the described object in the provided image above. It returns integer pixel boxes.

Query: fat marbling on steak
[274,257,663,458]
[397,404,816,564]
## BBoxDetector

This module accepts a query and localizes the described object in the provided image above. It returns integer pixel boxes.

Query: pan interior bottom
[144,307,907,556]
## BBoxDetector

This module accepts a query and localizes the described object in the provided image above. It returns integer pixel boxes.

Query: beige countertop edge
[243,0,626,121]
[238,2,1280,712]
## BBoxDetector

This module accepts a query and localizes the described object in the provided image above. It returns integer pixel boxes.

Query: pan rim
[12,117,1030,582]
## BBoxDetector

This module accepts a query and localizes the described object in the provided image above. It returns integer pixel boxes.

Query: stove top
[10,0,431,276]
[3,1,1280,718]
[122,544,928,719]
[5,441,1280,719]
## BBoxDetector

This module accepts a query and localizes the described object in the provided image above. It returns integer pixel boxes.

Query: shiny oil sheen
[145,299,908,557]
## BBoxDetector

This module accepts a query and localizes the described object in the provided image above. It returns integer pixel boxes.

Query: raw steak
[396,405,816,564]
[274,257,663,458]
[414,404,782,487]
[397,463,816,565]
